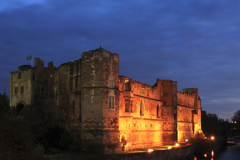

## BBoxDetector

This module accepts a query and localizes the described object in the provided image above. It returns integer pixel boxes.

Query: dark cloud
[1,0,240,120]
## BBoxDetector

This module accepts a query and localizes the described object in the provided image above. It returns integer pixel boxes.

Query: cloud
[1,0,240,120]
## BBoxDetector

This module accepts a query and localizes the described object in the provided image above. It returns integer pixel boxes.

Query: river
[194,144,240,160]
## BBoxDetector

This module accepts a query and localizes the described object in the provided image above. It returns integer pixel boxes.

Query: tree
[232,110,240,123]
[201,110,219,137]
[0,92,11,117]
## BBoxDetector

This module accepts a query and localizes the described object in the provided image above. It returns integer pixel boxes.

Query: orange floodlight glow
[175,143,179,147]
[185,139,188,143]
[168,146,172,149]
[148,149,153,153]
[204,153,207,157]
[211,136,215,140]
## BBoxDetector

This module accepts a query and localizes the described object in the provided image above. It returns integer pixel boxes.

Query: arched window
[140,100,143,115]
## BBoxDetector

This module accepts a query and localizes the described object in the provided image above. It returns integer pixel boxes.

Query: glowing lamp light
[148,149,153,153]
[204,137,207,139]
[235,121,237,124]
[211,150,214,157]
[211,136,215,140]
[175,143,179,147]
[168,146,172,149]
[204,153,207,157]
[185,139,188,143]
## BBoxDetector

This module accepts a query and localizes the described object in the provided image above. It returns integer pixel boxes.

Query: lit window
[109,96,115,109]
[15,87,18,93]
[109,80,113,88]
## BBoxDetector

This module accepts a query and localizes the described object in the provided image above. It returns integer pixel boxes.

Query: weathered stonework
[10,47,203,154]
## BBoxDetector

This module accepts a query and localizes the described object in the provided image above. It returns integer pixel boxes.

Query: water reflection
[194,144,240,160]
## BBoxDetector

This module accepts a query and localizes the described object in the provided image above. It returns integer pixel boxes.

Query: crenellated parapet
[177,91,195,108]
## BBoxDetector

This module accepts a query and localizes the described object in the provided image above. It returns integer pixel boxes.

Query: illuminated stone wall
[177,89,202,142]
[10,47,203,154]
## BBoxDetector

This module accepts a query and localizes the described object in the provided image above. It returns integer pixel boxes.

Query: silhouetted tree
[231,110,240,135]
[0,92,11,117]
[201,110,219,137]
[232,110,240,123]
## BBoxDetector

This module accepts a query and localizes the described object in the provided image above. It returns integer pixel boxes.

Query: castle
[10,47,203,153]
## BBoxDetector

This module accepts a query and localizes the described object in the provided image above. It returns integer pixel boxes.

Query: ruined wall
[177,88,202,142]
[10,47,204,154]
[119,77,167,151]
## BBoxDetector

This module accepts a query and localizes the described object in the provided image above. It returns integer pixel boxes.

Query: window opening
[157,105,160,118]
[15,87,18,93]
[109,96,115,109]
[125,80,131,91]
[140,100,143,115]
[21,86,24,93]
[125,100,130,112]
[32,73,35,81]
[109,80,113,88]
[18,72,21,79]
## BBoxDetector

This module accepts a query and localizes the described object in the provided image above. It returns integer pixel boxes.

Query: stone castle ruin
[10,47,203,153]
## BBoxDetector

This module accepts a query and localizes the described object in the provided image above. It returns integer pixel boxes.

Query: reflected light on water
[194,156,197,160]
[212,150,214,157]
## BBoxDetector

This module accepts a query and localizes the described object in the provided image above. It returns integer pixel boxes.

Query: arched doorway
[16,103,24,115]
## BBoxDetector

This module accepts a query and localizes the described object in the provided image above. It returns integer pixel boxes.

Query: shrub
[34,143,45,156]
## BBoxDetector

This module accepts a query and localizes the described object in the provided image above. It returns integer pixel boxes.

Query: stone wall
[10,47,204,154]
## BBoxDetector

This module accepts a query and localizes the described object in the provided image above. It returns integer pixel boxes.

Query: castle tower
[10,65,33,117]
[160,80,178,144]
[81,47,120,153]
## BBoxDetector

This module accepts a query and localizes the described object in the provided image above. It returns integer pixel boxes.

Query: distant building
[10,47,203,153]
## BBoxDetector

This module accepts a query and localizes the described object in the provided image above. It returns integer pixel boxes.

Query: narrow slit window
[125,100,130,112]
[157,105,160,118]
[140,100,143,115]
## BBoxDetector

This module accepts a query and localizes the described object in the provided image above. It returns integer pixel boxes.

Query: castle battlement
[10,47,203,154]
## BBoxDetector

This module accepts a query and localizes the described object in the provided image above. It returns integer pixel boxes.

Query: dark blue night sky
[1,0,240,121]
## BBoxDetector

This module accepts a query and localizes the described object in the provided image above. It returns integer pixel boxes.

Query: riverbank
[45,144,194,160]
